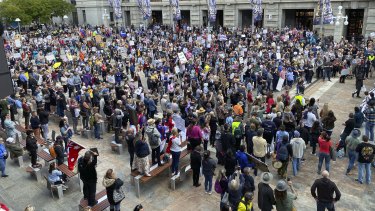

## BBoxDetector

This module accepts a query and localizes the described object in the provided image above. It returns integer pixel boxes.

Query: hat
[275,180,288,191]
[147,118,155,125]
[15,93,20,98]
[351,129,361,138]
[260,172,273,184]
[294,130,300,138]
[196,107,206,114]
[6,137,15,143]
[237,101,243,106]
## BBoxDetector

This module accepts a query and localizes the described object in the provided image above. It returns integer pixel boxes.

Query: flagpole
[319,0,325,38]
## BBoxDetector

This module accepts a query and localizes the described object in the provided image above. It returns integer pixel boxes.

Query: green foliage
[0,0,74,25]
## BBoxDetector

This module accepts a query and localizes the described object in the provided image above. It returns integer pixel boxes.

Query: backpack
[148,128,160,147]
[214,180,222,193]
[277,142,289,161]
[234,124,243,139]
[49,146,57,158]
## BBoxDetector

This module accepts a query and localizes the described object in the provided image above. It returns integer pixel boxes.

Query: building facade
[74,0,375,40]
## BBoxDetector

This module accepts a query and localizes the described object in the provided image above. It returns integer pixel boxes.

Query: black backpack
[277,142,289,161]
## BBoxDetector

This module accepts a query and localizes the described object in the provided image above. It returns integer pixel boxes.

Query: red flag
[67,141,84,171]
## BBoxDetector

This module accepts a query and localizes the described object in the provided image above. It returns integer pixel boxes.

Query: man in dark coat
[352,59,366,98]
[190,146,202,187]
[258,172,275,211]
[78,150,99,206]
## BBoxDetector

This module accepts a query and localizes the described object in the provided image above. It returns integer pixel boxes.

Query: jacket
[290,138,306,158]
[39,111,49,125]
[78,155,98,183]
[102,177,124,205]
[356,142,375,163]
[30,116,41,129]
[135,140,150,158]
[253,136,267,158]
[4,142,23,159]
[4,119,16,138]
[236,151,251,170]
[202,157,216,177]
[354,111,364,128]
[238,197,253,211]
[190,150,202,169]
[0,144,7,159]
[26,136,38,152]
[258,182,276,211]
[145,126,161,149]
[311,177,341,203]
[221,132,236,153]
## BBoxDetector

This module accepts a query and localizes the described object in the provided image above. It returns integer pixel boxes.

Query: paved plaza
[0,75,374,211]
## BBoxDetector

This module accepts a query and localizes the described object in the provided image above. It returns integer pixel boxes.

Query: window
[110,12,114,22]
[82,10,86,23]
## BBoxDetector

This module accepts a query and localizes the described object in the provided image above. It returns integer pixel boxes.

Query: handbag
[329,146,336,161]
[113,186,125,203]
[221,192,229,204]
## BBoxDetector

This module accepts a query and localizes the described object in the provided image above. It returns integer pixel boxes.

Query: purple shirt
[186,125,202,139]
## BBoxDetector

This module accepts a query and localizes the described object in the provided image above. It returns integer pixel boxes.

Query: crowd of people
[0,22,375,211]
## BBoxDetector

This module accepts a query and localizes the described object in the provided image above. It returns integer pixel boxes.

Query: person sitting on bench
[4,137,23,159]
[48,162,68,190]
[25,130,41,168]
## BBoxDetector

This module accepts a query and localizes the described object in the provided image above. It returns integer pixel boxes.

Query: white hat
[6,137,15,143]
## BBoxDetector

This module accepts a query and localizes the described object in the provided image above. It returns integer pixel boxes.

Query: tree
[0,0,74,25]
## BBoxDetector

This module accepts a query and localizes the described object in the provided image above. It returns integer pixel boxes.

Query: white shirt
[305,112,317,128]
[170,136,182,152]
[290,138,306,158]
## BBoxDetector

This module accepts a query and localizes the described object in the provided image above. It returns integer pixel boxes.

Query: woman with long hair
[59,117,72,151]
[274,180,297,211]
[319,103,329,119]
[48,162,67,189]
[321,110,337,137]
[317,131,333,174]
[102,169,124,211]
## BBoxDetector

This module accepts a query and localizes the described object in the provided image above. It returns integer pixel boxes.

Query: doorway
[345,9,364,41]
[151,11,163,25]
[124,11,131,26]
[179,10,190,26]
[283,9,314,30]
[239,10,252,29]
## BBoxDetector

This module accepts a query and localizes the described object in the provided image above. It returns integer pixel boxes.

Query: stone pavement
[1,76,375,211]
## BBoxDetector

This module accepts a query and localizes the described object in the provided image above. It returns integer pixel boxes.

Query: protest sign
[178,52,187,64]
[276,78,285,91]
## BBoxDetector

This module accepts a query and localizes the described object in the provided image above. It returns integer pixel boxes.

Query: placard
[15,40,21,48]
[276,78,285,91]
[13,53,21,59]
[95,35,102,43]
[172,115,186,132]
[177,52,187,64]
[129,41,135,46]
[276,53,281,60]
[45,54,55,61]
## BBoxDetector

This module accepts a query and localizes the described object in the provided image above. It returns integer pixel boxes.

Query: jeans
[365,123,375,142]
[82,116,89,129]
[110,204,121,211]
[204,174,213,192]
[56,105,64,117]
[292,157,301,176]
[0,158,6,176]
[151,146,161,165]
[358,162,372,184]
[94,123,101,139]
[72,117,79,134]
[346,150,357,173]
[318,152,331,173]
[317,201,335,211]
[171,151,181,174]
[41,124,49,140]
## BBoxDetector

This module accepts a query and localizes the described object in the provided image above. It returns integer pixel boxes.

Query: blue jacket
[0,144,7,159]
[236,151,252,170]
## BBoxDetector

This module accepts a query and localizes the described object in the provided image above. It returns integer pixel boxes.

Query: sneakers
[355,179,363,184]
[1,175,8,177]
[145,173,151,177]
[208,192,212,195]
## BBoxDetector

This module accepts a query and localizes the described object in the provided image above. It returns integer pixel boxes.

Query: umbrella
[53,62,62,69]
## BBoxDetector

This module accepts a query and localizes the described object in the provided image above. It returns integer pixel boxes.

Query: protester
[134,133,151,177]
[363,102,375,142]
[258,172,275,211]
[253,129,267,176]
[290,131,306,176]
[4,137,23,159]
[345,129,361,175]
[170,128,183,176]
[78,150,99,206]
[317,131,333,174]
[145,118,162,166]
[237,192,254,211]
[202,150,216,194]
[311,170,341,211]
[0,138,8,177]
[102,169,124,211]
[355,135,375,184]
[48,162,68,189]
[274,180,297,211]
[25,130,41,168]
[276,135,293,178]
[190,145,202,187]
[228,168,244,211]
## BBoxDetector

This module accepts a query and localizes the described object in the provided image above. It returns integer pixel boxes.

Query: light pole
[317,0,326,37]
[15,18,21,33]
[102,9,110,27]
[330,6,349,26]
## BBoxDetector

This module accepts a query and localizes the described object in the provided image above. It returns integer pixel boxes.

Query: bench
[170,164,192,190]
[110,141,123,154]
[130,145,189,198]
[38,148,55,166]
[44,175,64,199]
[81,129,92,139]
[57,163,83,192]
[78,189,109,211]
[26,165,42,182]
[15,124,47,146]
[13,156,24,167]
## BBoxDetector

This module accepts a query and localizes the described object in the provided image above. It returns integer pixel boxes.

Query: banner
[138,0,152,20]
[67,140,85,171]
[170,0,181,21]
[250,0,263,21]
[313,0,333,25]
[108,0,122,19]
[208,0,217,23]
